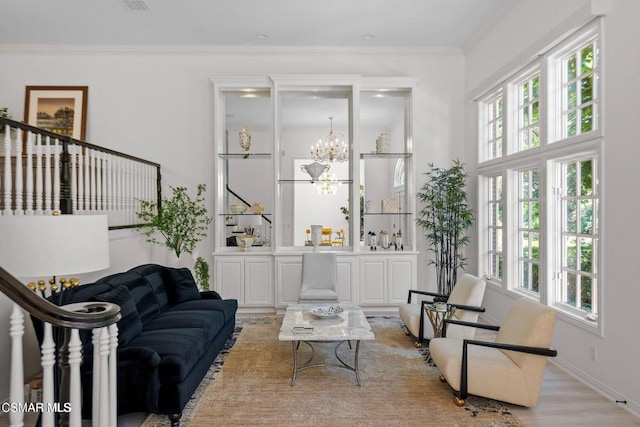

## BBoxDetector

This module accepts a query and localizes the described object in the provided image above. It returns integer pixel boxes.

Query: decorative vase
[239,125,252,157]
[369,234,378,248]
[301,162,330,182]
[236,235,254,251]
[381,234,390,249]
[376,132,390,153]
[310,225,323,251]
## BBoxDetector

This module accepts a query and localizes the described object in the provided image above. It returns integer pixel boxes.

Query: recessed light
[362,34,375,41]
[256,33,269,40]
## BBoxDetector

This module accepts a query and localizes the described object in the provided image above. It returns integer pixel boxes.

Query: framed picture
[24,86,88,140]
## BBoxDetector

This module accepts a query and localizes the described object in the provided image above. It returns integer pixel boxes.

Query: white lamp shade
[0,215,110,278]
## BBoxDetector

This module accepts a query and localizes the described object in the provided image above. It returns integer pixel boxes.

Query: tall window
[487,175,503,280]
[477,21,602,328]
[518,168,540,294]
[558,157,598,316]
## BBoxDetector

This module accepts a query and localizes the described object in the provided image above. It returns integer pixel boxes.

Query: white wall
[0,46,466,399]
[464,0,640,416]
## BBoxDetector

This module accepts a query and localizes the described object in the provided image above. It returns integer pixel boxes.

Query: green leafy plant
[416,160,474,296]
[137,184,212,258]
[194,256,210,291]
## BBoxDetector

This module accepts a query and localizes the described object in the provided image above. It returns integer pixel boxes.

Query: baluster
[14,130,23,215]
[35,134,44,215]
[91,150,97,212]
[84,149,90,213]
[41,322,55,427]
[77,148,84,212]
[44,136,52,215]
[108,324,118,427]
[71,145,78,213]
[106,154,113,214]
[9,303,24,427]
[98,327,110,427]
[25,132,34,215]
[91,328,102,425]
[96,152,103,212]
[3,128,12,216]
[68,329,83,427]
[53,139,61,214]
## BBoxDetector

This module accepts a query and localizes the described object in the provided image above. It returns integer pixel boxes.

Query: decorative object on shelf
[310,224,323,251]
[314,171,342,195]
[301,161,330,182]
[381,198,399,213]
[239,124,252,158]
[380,230,390,249]
[229,204,247,214]
[250,201,264,214]
[194,256,210,291]
[236,235,254,251]
[376,132,390,153]
[310,305,344,318]
[394,230,404,251]
[417,160,474,295]
[368,231,377,250]
[137,183,212,258]
[310,116,348,163]
[305,228,312,245]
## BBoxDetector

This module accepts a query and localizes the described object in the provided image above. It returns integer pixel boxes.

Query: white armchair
[398,274,486,347]
[430,297,558,407]
[298,252,339,303]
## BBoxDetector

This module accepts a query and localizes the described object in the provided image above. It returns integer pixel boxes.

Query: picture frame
[24,86,88,140]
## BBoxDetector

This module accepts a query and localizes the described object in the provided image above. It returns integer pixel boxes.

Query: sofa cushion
[128,264,170,312]
[171,298,237,324]
[99,272,161,324]
[162,267,201,306]
[93,285,143,346]
[127,327,211,384]
[144,309,225,342]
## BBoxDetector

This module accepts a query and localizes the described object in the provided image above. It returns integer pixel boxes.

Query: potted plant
[137,183,212,259]
[194,256,210,291]
[416,160,474,296]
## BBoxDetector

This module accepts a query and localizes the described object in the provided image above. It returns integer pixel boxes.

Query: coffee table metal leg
[354,340,362,386]
[291,341,298,386]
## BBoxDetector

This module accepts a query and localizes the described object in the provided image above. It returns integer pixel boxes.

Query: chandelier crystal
[310,117,348,163]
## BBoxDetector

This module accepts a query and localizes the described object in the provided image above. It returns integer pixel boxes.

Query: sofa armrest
[118,346,162,368]
[200,290,222,300]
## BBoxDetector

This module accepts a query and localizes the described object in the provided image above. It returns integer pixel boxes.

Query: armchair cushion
[299,252,339,302]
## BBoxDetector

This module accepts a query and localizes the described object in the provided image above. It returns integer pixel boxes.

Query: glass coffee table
[278,303,375,386]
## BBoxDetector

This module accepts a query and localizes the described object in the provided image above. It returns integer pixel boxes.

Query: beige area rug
[143,317,521,426]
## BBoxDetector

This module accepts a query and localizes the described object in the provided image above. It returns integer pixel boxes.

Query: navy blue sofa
[33,263,237,426]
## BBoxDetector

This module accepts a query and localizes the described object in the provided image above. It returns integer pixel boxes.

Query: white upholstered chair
[398,273,486,347]
[298,252,339,303]
[430,297,558,407]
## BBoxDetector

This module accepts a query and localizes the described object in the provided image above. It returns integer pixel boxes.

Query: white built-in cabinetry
[210,74,418,313]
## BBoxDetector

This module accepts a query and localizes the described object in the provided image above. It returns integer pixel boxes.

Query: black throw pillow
[163,267,202,306]
[93,285,143,346]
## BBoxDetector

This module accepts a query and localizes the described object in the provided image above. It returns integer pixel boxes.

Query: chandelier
[314,172,342,195]
[310,117,348,163]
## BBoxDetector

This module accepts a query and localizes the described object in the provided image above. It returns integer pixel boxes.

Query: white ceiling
[0,0,510,48]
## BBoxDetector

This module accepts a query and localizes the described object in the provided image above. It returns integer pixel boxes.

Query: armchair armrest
[407,289,447,304]
[441,318,499,337]
[447,303,485,313]
[457,338,558,401]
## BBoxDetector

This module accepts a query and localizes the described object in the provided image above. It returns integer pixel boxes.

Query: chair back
[447,274,486,338]
[299,253,339,302]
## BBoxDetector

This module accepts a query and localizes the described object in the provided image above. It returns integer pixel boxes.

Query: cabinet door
[359,257,387,304]
[388,256,416,304]
[245,257,274,306]
[215,257,244,302]
[276,256,303,307]
[337,256,356,302]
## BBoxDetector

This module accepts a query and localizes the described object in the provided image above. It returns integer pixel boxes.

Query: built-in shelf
[278,179,353,184]
[360,152,412,159]
[364,212,412,216]
[220,213,272,216]
[218,153,271,159]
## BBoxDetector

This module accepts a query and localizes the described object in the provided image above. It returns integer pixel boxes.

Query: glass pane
[581,44,594,73]
[522,261,529,289]
[567,272,577,305]
[566,162,577,196]
[532,263,539,293]
[497,202,503,226]
[521,171,530,198]
[567,110,577,137]
[580,160,593,195]
[532,126,540,147]
[531,201,539,229]
[532,76,539,99]
[497,118,503,137]
[521,231,529,257]
[567,55,577,81]
[497,254,503,278]
[531,232,539,260]
[522,105,529,126]
[568,82,577,108]
[496,228,503,252]
[490,203,497,225]
[581,276,593,311]
[580,199,593,234]
[565,200,577,233]
[581,104,594,133]
[566,236,577,269]
[581,75,593,103]
[580,237,593,273]
[521,130,530,149]
[490,228,497,251]
[522,81,530,103]
[531,170,539,198]
[521,202,530,228]
[532,101,539,123]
